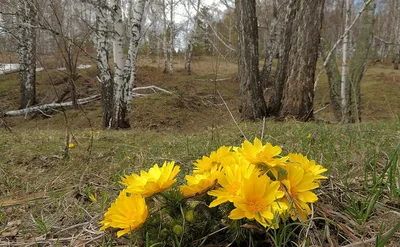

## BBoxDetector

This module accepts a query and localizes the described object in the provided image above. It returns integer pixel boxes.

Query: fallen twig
[0,187,74,207]
[194,77,232,82]
[3,85,172,117]
[133,85,172,94]
[0,69,20,75]
[4,95,101,117]
[314,104,331,115]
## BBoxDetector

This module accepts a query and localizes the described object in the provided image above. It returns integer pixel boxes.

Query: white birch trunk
[94,0,114,128]
[187,40,193,74]
[94,0,147,129]
[111,0,127,127]
[162,0,169,74]
[17,0,37,109]
[341,0,351,123]
[124,0,147,117]
[169,0,174,75]
[186,0,201,75]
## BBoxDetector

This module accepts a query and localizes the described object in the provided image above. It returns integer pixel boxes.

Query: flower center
[248,198,267,213]
[226,182,241,195]
[256,151,273,164]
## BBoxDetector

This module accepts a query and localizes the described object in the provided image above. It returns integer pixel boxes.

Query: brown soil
[1,56,241,132]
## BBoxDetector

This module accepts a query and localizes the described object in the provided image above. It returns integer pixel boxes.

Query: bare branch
[4,95,101,117]
[314,0,374,89]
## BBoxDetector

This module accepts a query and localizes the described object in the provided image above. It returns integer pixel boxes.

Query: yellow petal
[229,208,246,220]
[297,191,318,203]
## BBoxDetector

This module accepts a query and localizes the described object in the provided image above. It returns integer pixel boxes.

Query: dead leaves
[1,220,21,238]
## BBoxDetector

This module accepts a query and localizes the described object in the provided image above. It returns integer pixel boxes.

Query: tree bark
[111,0,129,128]
[122,0,147,125]
[236,0,267,120]
[275,0,325,121]
[169,0,174,76]
[266,0,296,116]
[321,36,342,121]
[17,0,37,109]
[186,0,201,75]
[393,0,400,70]
[162,0,169,74]
[94,0,113,128]
[348,0,376,123]
[395,47,400,70]
[260,0,279,90]
[341,0,351,123]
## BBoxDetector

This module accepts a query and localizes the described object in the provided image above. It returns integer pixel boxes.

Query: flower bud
[185,210,195,222]
[173,225,183,236]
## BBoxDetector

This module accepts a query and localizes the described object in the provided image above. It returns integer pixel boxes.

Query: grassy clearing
[1,121,399,246]
[0,56,400,246]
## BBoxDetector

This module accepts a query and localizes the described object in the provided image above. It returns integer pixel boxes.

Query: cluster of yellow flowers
[100,161,180,237]
[100,138,327,237]
[181,138,327,227]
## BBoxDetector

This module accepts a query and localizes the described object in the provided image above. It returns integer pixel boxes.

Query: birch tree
[321,36,342,121]
[161,0,169,74]
[94,0,114,128]
[348,0,376,122]
[16,0,37,109]
[94,0,147,129]
[393,0,400,70]
[185,0,201,75]
[111,0,127,127]
[169,0,174,75]
[125,0,147,120]
[341,0,351,123]
[322,0,376,123]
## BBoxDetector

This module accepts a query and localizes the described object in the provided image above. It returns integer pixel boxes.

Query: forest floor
[0,56,400,246]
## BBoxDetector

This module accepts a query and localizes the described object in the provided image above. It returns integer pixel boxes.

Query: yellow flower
[68,143,75,148]
[236,138,288,168]
[280,163,319,221]
[194,146,236,173]
[208,162,258,207]
[121,161,180,197]
[100,191,148,237]
[89,130,100,135]
[288,153,327,180]
[180,166,221,197]
[229,173,286,227]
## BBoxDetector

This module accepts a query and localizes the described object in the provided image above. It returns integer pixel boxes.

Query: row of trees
[238,0,394,123]
[0,0,398,128]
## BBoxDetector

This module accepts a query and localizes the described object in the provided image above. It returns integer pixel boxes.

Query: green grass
[1,119,400,245]
[1,58,400,246]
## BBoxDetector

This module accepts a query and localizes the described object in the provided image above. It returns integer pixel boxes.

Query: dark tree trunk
[273,0,325,121]
[260,0,279,90]
[321,36,342,122]
[236,0,267,120]
[265,0,297,116]
[394,0,400,70]
[348,0,376,123]
[394,47,400,70]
